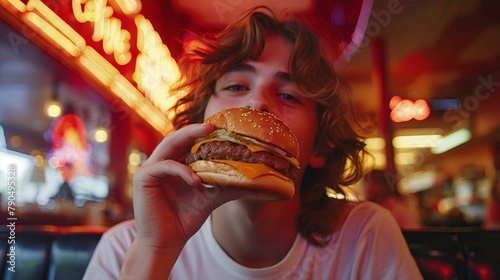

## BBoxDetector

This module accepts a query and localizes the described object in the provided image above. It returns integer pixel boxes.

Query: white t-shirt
[83,202,422,279]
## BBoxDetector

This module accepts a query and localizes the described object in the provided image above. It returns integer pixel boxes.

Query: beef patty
[185,141,298,179]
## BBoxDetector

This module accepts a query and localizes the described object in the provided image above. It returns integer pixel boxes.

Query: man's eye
[224,84,248,91]
[279,93,301,103]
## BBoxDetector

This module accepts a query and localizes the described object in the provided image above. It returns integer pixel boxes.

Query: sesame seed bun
[205,107,299,159]
[187,107,300,200]
[190,160,295,200]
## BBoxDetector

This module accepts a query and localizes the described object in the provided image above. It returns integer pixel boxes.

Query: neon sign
[389,96,431,122]
[72,0,133,65]
[0,0,181,134]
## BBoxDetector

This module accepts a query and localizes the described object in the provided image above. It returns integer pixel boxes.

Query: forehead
[253,35,294,68]
[218,35,294,79]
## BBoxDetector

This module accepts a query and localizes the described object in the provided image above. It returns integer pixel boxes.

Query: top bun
[205,107,299,158]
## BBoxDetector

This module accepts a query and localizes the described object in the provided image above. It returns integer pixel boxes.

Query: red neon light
[389,96,430,122]
[413,99,431,120]
[49,114,92,181]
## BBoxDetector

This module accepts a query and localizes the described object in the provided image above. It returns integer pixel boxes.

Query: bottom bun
[189,160,295,200]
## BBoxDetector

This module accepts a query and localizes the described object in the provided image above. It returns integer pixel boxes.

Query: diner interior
[1,0,499,228]
[0,0,499,279]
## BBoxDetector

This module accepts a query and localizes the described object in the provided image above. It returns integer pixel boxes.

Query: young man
[84,8,422,279]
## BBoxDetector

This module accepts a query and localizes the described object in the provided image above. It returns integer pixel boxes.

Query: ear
[308,152,326,168]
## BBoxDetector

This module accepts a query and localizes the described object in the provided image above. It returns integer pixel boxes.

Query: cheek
[205,96,218,115]
[298,134,317,164]
[290,120,318,164]
[205,96,237,120]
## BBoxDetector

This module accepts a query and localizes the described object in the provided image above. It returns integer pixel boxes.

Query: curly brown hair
[170,7,368,246]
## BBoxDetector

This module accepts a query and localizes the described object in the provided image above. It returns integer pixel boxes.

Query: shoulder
[343,201,395,224]
[104,219,137,236]
[83,220,137,279]
[100,219,137,248]
[327,202,422,278]
[335,201,401,238]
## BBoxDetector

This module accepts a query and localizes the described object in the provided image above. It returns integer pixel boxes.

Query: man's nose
[245,89,271,112]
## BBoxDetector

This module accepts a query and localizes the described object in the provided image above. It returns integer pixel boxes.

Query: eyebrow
[224,64,292,82]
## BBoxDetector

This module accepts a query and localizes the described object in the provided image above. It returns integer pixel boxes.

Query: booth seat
[0,226,106,280]
[403,229,500,280]
[1,226,499,280]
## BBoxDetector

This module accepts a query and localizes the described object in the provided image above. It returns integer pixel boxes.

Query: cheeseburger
[185,107,300,199]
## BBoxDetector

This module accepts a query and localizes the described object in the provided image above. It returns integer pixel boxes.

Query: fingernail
[191,173,202,185]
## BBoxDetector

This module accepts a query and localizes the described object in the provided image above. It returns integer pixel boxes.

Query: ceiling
[1,0,500,172]
[340,0,500,128]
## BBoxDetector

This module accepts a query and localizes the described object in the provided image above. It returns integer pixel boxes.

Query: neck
[211,196,300,268]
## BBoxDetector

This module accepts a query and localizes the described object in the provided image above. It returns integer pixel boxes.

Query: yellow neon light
[1,0,178,134]
[79,46,119,86]
[135,100,169,133]
[26,0,86,49]
[92,0,107,42]
[72,0,92,22]
[72,0,132,65]
[111,75,142,106]
[111,0,141,15]
[112,75,169,133]
[392,134,442,149]
[6,0,26,12]
[134,14,181,114]
[365,137,386,150]
[24,12,81,57]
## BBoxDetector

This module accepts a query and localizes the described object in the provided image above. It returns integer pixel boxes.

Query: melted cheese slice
[213,159,290,181]
[191,137,300,169]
